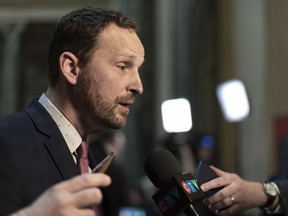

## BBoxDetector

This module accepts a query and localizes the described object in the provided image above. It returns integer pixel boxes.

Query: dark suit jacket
[274,180,288,215]
[0,99,110,215]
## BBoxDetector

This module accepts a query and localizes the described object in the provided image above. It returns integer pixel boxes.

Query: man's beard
[73,70,127,130]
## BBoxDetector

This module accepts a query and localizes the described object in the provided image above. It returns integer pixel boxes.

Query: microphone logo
[181,181,192,194]
[157,199,168,213]
[152,174,205,215]
[182,179,199,194]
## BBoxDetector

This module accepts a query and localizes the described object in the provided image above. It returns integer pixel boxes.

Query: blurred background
[1,0,288,215]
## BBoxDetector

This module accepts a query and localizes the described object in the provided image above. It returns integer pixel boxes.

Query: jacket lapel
[24,99,113,215]
[24,99,78,179]
[44,134,79,179]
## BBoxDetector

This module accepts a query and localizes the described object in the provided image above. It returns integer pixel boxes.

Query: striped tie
[76,140,89,174]
[76,140,100,216]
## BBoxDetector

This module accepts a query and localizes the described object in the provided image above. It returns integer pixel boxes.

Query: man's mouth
[118,99,135,114]
[118,103,129,114]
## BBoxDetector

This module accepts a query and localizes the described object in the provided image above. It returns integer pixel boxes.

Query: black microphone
[144,149,206,216]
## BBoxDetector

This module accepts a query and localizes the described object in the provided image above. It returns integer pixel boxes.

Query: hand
[200,166,267,216]
[11,173,111,216]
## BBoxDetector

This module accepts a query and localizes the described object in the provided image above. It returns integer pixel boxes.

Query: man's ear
[59,52,80,85]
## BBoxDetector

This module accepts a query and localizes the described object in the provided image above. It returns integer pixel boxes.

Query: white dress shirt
[38,93,82,164]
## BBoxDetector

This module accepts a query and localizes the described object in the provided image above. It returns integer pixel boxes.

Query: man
[0,6,145,215]
[200,166,288,215]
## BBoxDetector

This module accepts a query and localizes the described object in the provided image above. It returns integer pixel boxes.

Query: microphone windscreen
[144,149,182,188]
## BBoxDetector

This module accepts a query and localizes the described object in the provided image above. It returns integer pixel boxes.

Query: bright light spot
[161,98,193,133]
[216,79,250,122]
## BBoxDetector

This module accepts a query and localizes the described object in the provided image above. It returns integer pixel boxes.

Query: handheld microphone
[144,149,206,216]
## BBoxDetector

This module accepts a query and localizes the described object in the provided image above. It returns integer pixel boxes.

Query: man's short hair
[48,6,138,86]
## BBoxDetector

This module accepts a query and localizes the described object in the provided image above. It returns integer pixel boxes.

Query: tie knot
[77,140,88,159]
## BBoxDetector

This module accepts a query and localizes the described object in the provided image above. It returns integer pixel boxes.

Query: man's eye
[117,64,127,71]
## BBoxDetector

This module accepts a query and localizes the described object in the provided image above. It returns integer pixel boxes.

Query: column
[0,22,26,115]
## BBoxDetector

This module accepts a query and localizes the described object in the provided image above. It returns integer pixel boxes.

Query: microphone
[144,149,206,216]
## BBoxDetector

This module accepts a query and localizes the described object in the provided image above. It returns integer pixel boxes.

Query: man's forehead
[97,24,145,58]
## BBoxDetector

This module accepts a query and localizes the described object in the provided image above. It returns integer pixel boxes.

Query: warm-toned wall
[217,0,288,179]
[267,0,288,168]
[216,0,238,172]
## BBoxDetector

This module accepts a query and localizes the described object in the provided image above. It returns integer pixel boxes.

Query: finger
[201,172,232,193]
[201,177,228,193]
[55,173,111,193]
[204,184,236,205]
[209,196,234,211]
[217,203,240,216]
[209,166,228,177]
[74,187,103,208]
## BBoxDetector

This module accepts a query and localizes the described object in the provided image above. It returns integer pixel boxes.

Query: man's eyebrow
[115,52,137,59]
[114,52,145,65]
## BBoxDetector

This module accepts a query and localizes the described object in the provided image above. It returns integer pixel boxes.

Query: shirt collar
[38,93,82,154]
